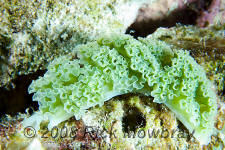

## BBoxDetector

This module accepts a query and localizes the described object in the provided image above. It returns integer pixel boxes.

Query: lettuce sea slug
[25,34,217,145]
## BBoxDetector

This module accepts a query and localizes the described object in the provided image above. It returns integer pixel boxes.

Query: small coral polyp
[27,34,217,145]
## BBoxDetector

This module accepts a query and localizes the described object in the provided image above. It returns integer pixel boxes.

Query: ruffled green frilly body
[25,34,217,145]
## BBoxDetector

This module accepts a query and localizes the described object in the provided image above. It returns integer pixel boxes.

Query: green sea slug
[24,34,217,145]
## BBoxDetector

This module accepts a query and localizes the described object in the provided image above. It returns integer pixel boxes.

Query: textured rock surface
[127,0,225,37]
[0,96,198,149]
[1,95,224,149]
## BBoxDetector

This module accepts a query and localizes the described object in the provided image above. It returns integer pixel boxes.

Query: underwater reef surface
[127,0,225,37]
[1,0,225,90]
[0,0,225,150]
[0,96,205,149]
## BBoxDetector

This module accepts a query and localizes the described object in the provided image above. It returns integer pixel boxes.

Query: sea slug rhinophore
[26,34,217,145]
